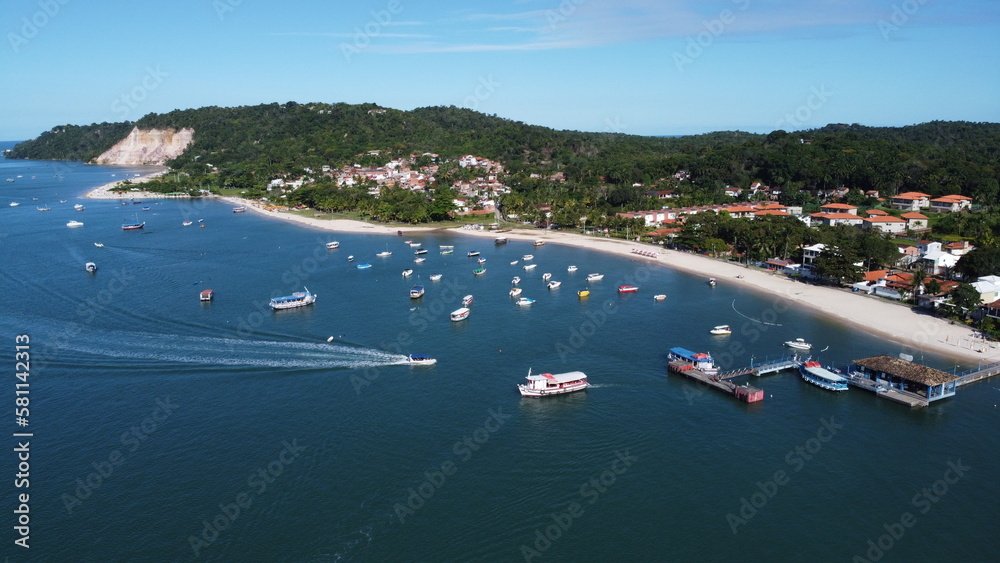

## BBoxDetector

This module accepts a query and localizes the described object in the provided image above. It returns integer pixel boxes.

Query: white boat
[522,254,534,261]
[348,255,355,262]
[376,250,392,257]
[467,251,480,257]
[462,295,474,306]
[93,242,104,248]
[567,265,578,272]
[66,220,84,228]
[85,262,97,273]
[8,202,19,207]
[708,277,717,287]
[402,269,414,277]
[547,281,561,289]
[533,240,545,247]
[653,294,666,301]
[799,361,849,391]
[429,274,443,281]
[73,204,85,211]
[233,206,247,213]
[477,257,487,264]
[710,325,732,335]
[405,354,437,366]
[523,264,537,271]
[414,257,426,264]
[409,285,425,298]
[518,369,589,397]
[269,287,317,310]
[512,276,521,285]
[450,307,471,322]
[182,221,193,226]
[586,273,604,281]
[494,237,508,245]
[473,267,486,276]
[510,287,523,297]
[414,248,428,255]
[510,260,518,265]
[542,273,552,281]
[516,297,535,306]
[37,205,51,211]
[409,242,422,248]
[784,338,812,350]
[326,241,340,249]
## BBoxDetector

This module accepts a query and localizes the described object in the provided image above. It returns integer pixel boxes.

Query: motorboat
[494,237,508,245]
[233,206,247,213]
[547,281,561,289]
[183,221,193,226]
[473,267,486,276]
[402,269,414,277]
[66,220,84,228]
[269,287,317,310]
[414,248,428,255]
[586,273,604,281]
[653,294,666,301]
[512,276,521,285]
[533,240,545,247]
[577,290,590,298]
[429,274,443,281]
[414,257,426,264]
[708,277,717,287]
[784,338,812,350]
[462,295,474,306]
[73,204,85,211]
[409,285,425,298]
[516,297,535,306]
[405,354,437,366]
[523,264,537,271]
[93,242,104,248]
[450,307,471,322]
[409,242,422,248]
[518,369,589,397]
[85,262,97,273]
[8,202,19,207]
[799,361,849,391]
[200,289,214,302]
[710,325,732,335]
[510,260,518,265]
[522,254,534,261]
[348,255,354,262]
[326,241,340,249]
[567,265,578,272]
[668,347,720,376]
[477,257,487,264]
[357,263,372,269]
[376,250,392,257]
[618,285,638,293]
[542,273,552,281]
[510,287,523,297]
[467,251,481,257]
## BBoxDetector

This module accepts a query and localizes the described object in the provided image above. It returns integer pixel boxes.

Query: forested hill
[10,102,1000,202]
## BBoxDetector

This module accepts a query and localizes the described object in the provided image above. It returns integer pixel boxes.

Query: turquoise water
[1,152,998,562]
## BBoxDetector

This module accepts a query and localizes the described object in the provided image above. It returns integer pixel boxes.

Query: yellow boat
[578,290,590,298]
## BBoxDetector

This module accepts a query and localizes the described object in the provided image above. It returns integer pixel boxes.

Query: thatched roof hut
[852,355,957,386]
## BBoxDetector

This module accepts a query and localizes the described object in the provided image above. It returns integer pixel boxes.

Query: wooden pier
[844,375,928,407]
[669,360,764,403]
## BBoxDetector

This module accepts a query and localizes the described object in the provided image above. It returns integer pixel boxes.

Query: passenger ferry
[668,347,719,376]
[200,289,214,302]
[269,287,317,310]
[450,307,471,322]
[517,369,589,397]
[799,361,849,391]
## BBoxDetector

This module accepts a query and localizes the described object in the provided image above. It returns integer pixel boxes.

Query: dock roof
[852,355,957,386]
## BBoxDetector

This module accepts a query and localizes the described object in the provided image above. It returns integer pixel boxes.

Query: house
[820,203,858,215]
[929,194,973,213]
[901,212,929,231]
[895,244,921,267]
[851,355,957,403]
[801,243,826,272]
[945,240,974,256]
[891,192,932,211]
[970,275,1000,304]
[723,205,757,219]
[865,209,889,217]
[809,212,864,227]
[764,258,799,274]
[724,187,743,197]
[853,269,918,300]
[920,249,960,276]
[754,209,792,218]
[916,279,960,310]
[983,298,1000,320]
[865,190,880,199]
[861,215,907,234]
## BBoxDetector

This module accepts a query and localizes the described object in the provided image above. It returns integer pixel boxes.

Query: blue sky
[2,0,998,140]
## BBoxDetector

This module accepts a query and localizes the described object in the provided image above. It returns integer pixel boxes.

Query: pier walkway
[955,360,1000,387]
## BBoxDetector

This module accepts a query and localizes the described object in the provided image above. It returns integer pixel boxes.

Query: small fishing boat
[512,276,521,285]
[518,369,589,397]
[467,251,481,257]
[269,287,316,310]
[567,265,578,272]
[429,274,443,281]
[402,269,414,277]
[450,307,471,322]
[405,354,437,366]
[578,290,590,298]
[542,273,552,281]
[522,254,534,261]
[326,241,340,249]
[586,273,604,281]
[66,220,84,228]
[784,338,812,350]
[618,285,638,293]
[462,295,474,306]
[357,263,372,269]
[510,287,523,297]
[473,267,486,276]
[409,285,425,298]
[516,297,535,306]
[182,221,193,226]
[523,264,537,271]
[710,325,732,335]
[85,262,97,273]
[653,294,666,301]
[547,281,561,289]
[200,289,214,302]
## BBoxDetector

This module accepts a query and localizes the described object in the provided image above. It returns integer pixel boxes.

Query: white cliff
[92,126,194,165]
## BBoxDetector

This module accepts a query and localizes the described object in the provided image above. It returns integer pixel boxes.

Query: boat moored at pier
[799,361,849,391]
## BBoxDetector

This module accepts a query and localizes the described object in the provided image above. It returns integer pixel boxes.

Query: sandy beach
[203,195,997,365]
[85,169,171,200]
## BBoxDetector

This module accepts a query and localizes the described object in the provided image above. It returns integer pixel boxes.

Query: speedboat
[523,264,537,271]
[653,294,666,301]
[85,262,97,273]
[618,285,638,293]
[477,257,487,264]
[414,249,428,255]
[66,220,84,228]
[587,273,604,281]
[405,354,437,366]
[429,274,443,281]
[73,204,85,211]
[710,325,732,335]
[533,240,545,247]
[326,241,340,249]
[409,285,425,298]
[200,289,214,302]
[516,297,535,306]
[522,254,534,261]
[233,206,247,213]
[542,273,552,281]
[510,287,522,297]
[414,257,426,263]
[183,221,193,226]
[402,269,414,277]
[409,242,422,248]
[547,281,561,289]
[512,276,521,285]
[567,265,578,272]
[376,250,392,257]
[357,263,372,269]
[348,255,355,262]
[784,338,812,350]
[8,202,19,207]
[510,260,519,265]
[467,251,480,257]
[518,369,589,397]
[450,307,471,322]
[462,295,474,306]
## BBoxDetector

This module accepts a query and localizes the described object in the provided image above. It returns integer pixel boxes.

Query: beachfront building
[851,355,957,403]
[971,276,1000,304]
[920,248,960,276]
[800,243,826,275]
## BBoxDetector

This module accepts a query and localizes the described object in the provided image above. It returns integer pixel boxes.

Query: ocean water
[1,150,998,562]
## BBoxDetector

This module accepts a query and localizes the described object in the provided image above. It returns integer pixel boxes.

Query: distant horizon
[2,1,997,141]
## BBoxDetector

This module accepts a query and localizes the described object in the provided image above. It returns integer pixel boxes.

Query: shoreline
[75,177,997,366]
[211,195,996,366]
[85,169,171,200]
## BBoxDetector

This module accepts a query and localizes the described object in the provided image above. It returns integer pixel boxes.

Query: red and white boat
[518,369,589,397]
[618,285,638,293]
[200,289,214,302]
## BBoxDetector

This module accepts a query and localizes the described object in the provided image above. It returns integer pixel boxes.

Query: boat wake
[731,299,783,326]
[53,329,410,370]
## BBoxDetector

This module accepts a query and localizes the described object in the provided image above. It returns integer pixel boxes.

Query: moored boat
[183,221,193,226]
[450,307,471,322]
[402,269,414,277]
[122,221,145,230]
[410,285,425,298]
[414,257,426,263]
[326,241,340,249]
[494,237,508,245]
[516,297,535,306]
[473,267,486,276]
[784,338,812,350]
[510,287,523,297]
[523,264,537,270]
[533,240,545,247]
[429,274,443,281]
[710,325,732,335]
[518,369,589,397]
[668,347,719,375]
[512,276,521,285]
[462,295,474,306]
[467,251,481,257]
[74,204,85,211]
[8,202,19,207]
[547,281,561,289]
[85,262,97,273]
[357,263,372,269]
[578,290,590,298]
[414,248,428,255]
[618,285,638,293]
[708,277,717,287]
[586,273,604,281]
[510,260,518,265]
[200,289,214,301]
[799,361,849,391]
[269,287,317,310]
[653,294,666,301]
[233,206,247,213]
[66,220,84,228]
[542,273,552,281]
[522,254,534,261]
[376,250,392,257]
[93,242,104,248]
[567,265,578,272]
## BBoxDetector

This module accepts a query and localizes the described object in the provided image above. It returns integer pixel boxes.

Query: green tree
[950,283,983,316]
